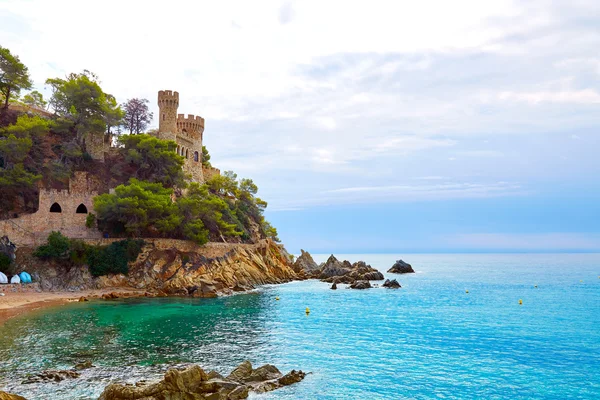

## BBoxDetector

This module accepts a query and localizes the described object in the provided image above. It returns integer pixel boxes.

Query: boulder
[74,360,94,370]
[388,260,415,274]
[98,361,306,400]
[330,282,337,290]
[349,280,371,289]
[382,279,401,288]
[0,392,27,400]
[317,256,384,283]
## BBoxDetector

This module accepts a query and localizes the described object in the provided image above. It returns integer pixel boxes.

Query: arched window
[49,203,62,213]
[163,114,165,121]
[76,204,88,214]
[186,149,189,159]
[177,145,180,155]
[194,151,199,162]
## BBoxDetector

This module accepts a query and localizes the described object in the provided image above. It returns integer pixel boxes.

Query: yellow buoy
[534,285,538,288]
[519,299,523,305]
[305,307,310,314]
[465,290,469,294]
[275,297,280,301]
[580,280,583,283]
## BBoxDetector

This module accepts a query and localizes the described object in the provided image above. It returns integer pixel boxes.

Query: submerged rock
[98,361,305,400]
[0,392,27,400]
[74,360,94,370]
[349,280,372,289]
[21,369,80,384]
[388,260,415,274]
[382,279,401,288]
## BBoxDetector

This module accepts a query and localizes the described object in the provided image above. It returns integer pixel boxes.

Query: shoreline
[0,288,149,326]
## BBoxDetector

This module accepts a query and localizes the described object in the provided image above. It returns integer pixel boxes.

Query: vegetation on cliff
[0,45,279,244]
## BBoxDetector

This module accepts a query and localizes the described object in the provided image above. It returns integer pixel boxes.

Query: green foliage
[0,253,12,274]
[45,70,123,143]
[202,145,211,167]
[118,134,187,187]
[86,239,145,277]
[94,179,180,237]
[262,220,281,242]
[85,213,96,229]
[0,46,32,113]
[33,231,71,260]
[2,115,51,138]
[22,90,47,109]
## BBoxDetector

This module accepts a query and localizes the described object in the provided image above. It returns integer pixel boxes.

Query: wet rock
[318,255,384,283]
[0,392,27,400]
[78,296,89,302]
[101,292,119,300]
[22,369,80,384]
[98,361,305,400]
[388,259,415,274]
[349,280,372,289]
[331,282,337,290]
[74,360,94,370]
[382,279,401,288]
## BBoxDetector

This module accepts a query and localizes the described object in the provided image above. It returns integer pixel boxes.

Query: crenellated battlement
[156,90,205,182]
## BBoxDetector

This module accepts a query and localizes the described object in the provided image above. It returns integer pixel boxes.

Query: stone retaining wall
[0,283,41,293]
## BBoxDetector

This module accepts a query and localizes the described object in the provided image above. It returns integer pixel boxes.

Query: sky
[1,0,599,253]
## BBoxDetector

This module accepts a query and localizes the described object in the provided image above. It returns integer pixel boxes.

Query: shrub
[33,231,71,260]
[85,213,96,229]
[86,239,145,277]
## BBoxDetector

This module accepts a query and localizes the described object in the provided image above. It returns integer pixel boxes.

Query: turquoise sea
[1,253,599,399]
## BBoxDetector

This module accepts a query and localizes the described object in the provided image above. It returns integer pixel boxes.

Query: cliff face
[15,240,297,297]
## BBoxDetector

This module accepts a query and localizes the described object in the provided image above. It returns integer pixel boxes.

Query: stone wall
[0,283,41,294]
[202,166,221,181]
[86,132,112,161]
[0,172,103,246]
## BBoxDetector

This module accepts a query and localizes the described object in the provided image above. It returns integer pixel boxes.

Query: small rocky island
[388,259,415,274]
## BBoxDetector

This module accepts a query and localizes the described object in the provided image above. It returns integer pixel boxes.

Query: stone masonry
[156,90,205,182]
[0,172,102,246]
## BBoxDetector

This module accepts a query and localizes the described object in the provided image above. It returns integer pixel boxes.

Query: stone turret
[155,90,207,182]
[157,90,179,142]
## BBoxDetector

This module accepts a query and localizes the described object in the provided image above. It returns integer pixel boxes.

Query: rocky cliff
[14,239,297,297]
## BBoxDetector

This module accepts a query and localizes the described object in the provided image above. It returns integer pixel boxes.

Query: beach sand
[0,288,148,325]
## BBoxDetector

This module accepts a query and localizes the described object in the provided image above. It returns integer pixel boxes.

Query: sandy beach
[0,288,148,325]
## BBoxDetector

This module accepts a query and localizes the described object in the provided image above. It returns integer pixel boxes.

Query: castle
[155,90,205,182]
[0,90,220,246]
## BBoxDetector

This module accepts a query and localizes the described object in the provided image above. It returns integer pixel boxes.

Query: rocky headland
[12,239,296,299]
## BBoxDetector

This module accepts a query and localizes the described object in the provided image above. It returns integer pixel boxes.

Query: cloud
[278,2,295,25]
[498,89,600,104]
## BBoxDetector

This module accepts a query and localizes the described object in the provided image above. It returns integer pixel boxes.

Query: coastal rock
[388,260,415,274]
[21,369,80,384]
[292,250,319,274]
[331,282,337,290]
[318,256,384,283]
[382,279,401,288]
[74,360,94,370]
[349,280,372,289]
[15,239,297,298]
[78,296,89,302]
[0,392,27,400]
[98,361,305,400]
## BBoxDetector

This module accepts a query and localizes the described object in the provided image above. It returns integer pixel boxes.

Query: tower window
[50,203,62,213]
[163,114,165,121]
[76,204,88,214]
[186,149,189,159]
[194,151,199,162]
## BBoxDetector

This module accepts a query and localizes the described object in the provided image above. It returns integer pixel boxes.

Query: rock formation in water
[317,255,384,283]
[388,259,415,274]
[0,392,27,400]
[16,239,297,298]
[292,249,319,278]
[349,280,372,289]
[382,279,401,288]
[21,369,80,384]
[98,361,306,400]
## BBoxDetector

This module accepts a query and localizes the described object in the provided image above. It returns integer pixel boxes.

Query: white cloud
[498,89,600,104]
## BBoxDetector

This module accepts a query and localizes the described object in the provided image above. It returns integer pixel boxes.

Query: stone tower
[157,90,179,142]
[156,90,204,182]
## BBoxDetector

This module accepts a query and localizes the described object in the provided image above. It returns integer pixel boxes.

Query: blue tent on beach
[0,272,7,284]
[18,271,32,283]
[10,274,20,284]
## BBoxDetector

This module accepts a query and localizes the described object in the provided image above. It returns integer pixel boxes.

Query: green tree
[0,46,32,115]
[45,70,122,145]
[94,179,180,237]
[22,90,47,109]
[33,231,71,260]
[119,134,187,187]
[202,145,211,167]
[2,114,50,139]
